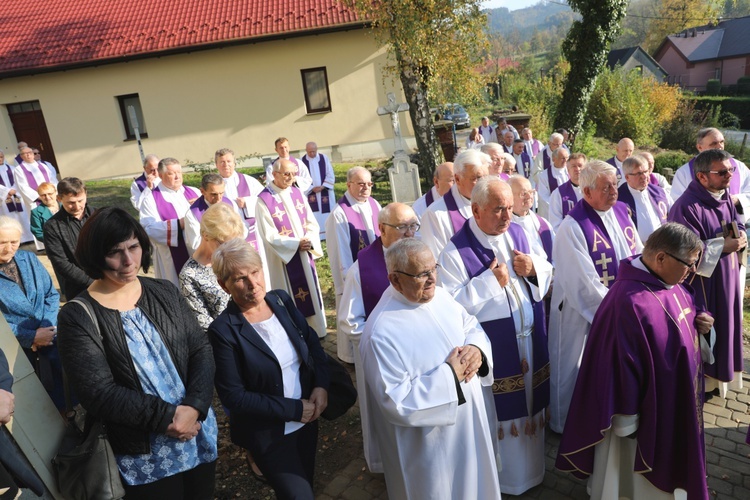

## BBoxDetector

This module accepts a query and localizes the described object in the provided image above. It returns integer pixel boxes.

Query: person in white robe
[521,127,545,160]
[536,147,570,219]
[438,178,552,495]
[13,146,58,209]
[139,158,199,286]
[604,137,634,185]
[360,238,501,500]
[0,151,32,243]
[509,175,555,262]
[548,153,586,231]
[326,167,381,363]
[420,149,490,258]
[412,162,454,218]
[478,117,497,144]
[302,142,336,240]
[256,159,326,337]
[549,161,643,433]
[618,155,673,243]
[129,154,160,211]
[531,132,564,182]
[264,137,313,193]
[338,202,418,472]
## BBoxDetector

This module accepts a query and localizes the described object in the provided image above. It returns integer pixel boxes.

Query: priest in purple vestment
[668,148,746,396]
[556,223,712,500]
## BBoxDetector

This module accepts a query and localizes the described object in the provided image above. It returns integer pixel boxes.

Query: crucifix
[377,92,410,154]
[595,253,614,287]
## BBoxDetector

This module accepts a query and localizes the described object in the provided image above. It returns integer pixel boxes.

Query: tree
[553,0,628,143]
[644,0,722,53]
[347,0,488,177]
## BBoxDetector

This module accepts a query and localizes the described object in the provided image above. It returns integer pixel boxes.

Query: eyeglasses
[351,182,374,188]
[395,264,439,281]
[276,171,297,177]
[708,166,736,176]
[627,170,648,177]
[382,222,420,233]
[517,189,536,197]
[665,252,699,270]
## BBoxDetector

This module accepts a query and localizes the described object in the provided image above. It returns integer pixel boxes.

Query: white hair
[579,160,617,190]
[0,216,23,235]
[549,132,564,143]
[502,153,516,168]
[471,176,509,207]
[346,166,369,181]
[385,238,431,274]
[454,149,491,176]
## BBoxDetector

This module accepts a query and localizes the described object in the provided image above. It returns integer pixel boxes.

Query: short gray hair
[471,176,509,207]
[454,149,490,176]
[643,222,702,261]
[212,238,263,283]
[622,155,647,175]
[579,160,617,190]
[693,149,731,174]
[346,166,369,182]
[143,154,158,167]
[0,215,23,235]
[201,173,225,190]
[158,157,180,174]
[385,238,431,274]
[480,143,503,156]
[549,132,564,144]
[697,127,720,143]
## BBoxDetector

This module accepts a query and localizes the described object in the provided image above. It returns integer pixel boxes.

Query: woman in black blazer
[208,238,329,500]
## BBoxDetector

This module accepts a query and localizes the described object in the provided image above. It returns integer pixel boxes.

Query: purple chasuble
[19,162,51,191]
[451,222,549,421]
[568,200,638,288]
[442,189,468,234]
[556,258,708,499]
[616,183,669,229]
[301,156,333,214]
[425,189,435,208]
[557,181,578,219]
[357,238,390,318]
[605,157,623,181]
[151,185,198,275]
[668,179,744,382]
[0,166,22,212]
[337,195,381,263]
[134,173,148,192]
[546,166,564,193]
[517,152,532,179]
[258,186,320,317]
[688,157,741,195]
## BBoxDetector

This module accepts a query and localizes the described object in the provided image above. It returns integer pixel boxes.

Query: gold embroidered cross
[295,288,310,302]
[673,293,692,326]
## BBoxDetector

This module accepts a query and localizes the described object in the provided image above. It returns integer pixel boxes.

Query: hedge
[688,96,750,129]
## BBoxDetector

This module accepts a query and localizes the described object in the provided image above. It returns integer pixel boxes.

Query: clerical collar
[571,182,579,187]
[709,189,725,200]
[635,256,672,289]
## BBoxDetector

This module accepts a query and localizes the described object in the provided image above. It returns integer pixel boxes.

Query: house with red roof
[0,0,413,180]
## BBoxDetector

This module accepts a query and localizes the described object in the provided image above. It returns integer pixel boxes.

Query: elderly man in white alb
[256,158,326,337]
[264,137,313,193]
[139,158,200,286]
[531,132,564,181]
[639,150,672,194]
[0,151,33,243]
[301,142,336,240]
[549,161,642,433]
[536,147,570,219]
[478,116,497,144]
[412,162,454,218]
[129,154,160,210]
[521,127,544,159]
[509,175,554,262]
[326,166,382,363]
[420,149,489,258]
[548,152,586,231]
[617,155,672,243]
[360,238,501,500]
[338,202,419,472]
[438,177,553,495]
[605,137,635,184]
[13,146,58,209]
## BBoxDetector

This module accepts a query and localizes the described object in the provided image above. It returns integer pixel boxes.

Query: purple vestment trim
[617,183,669,229]
[542,148,551,170]
[517,152,532,178]
[19,162,50,191]
[357,238,390,318]
[301,156,333,213]
[605,157,623,181]
[557,181,578,218]
[546,166,562,193]
[134,173,148,192]
[425,189,435,208]
[536,215,553,264]
[688,156,740,194]
[0,166,22,212]
[442,188,468,234]
[152,185,198,274]
[649,173,659,185]
[337,195,381,263]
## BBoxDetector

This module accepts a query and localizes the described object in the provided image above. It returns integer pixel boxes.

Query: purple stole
[605,157,623,181]
[425,189,435,208]
[568,200,638,288]
[649,173,659,186]
[337,195,381,262]
[258,186,319,317]
[517,152,532,178]
[479,125,494,139]
[536,215,554,264]
[451,222,549,421]
[442,189,468,234]
[616,183,669,229]
[688,156,740,195]
[152,186,198,274]
[542,148,552,170]
[19,162,50,191]
[134,173,148,192]
[357,238,390,318]
[546,166,564,193]
[531,140,541,157]
[502,144,513,154]
[231,173,262,251]
[557,181,578,218]
[0,166,23,212]
[301,156,333,213]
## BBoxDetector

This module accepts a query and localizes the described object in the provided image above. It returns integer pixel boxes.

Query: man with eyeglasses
[264,137,313,193]
[360,238,501,500]
[618,154,672,242]
[256,158,326,338]
[421,149,490,259]
[338,202,419,472]
[13,147,58,210]
[326,166,382,362]
[411,162,454,218]
[438,177,552,495]
[548,152,586,231]
[549,161,642,434]
[669,148,746,398]
[671,128,750,218]
[557,223,712,499]
[604,137,635,184]
[536,146,570,219]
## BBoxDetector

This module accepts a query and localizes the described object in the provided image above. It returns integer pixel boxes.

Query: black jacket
[43,205,94,299]
[207,289,329,454]
[57,277,215,455]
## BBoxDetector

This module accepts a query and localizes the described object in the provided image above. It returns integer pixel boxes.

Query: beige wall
[0,29,415,180]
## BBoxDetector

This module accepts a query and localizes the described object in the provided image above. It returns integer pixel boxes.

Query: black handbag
[52,298,125,500]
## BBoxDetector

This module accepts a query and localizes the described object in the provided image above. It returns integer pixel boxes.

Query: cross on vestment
[377,92,410,154]
[272,206,286,221]
[595,252,614,287]
[295,288,310,302]
[673,293,692,326]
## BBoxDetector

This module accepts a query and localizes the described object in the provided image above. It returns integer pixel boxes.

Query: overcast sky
[482,0,541,11]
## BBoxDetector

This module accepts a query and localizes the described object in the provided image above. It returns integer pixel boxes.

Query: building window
[7,101,41,113]
[714,68,721,80]
[301,67,331,114]
[634,65,643,75]
[117,93,148,140]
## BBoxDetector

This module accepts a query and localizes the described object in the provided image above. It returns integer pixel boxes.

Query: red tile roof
[0,0,365,78]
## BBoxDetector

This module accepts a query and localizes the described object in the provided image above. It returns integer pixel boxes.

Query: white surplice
[304,153,336,240]
[0,163,33,242]
[130,176,160,211]
[511,212,555,264]
[438,218,552,495]
[412,186,441,219]
[139,185,199,286]
[264,157,313,193]
[222,171,265,220]
[360,286,502,500]
[626,185,673,242]
[419,184,472,259]
[535,166,569,219]
[671,158,750,223]
[255,183,326,337]
[548,207,643,433]
[13,161,58,208]
[548,183,582,231]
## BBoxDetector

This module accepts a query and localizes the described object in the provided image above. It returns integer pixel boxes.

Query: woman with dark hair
[57,207,218,500]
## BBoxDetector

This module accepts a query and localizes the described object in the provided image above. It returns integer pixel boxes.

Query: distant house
[606,46,667,81]
[0,0,413,180]
[653,16,750,91]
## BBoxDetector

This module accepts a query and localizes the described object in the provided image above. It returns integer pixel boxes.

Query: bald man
[412,162,454,218]
[605,138,634,185]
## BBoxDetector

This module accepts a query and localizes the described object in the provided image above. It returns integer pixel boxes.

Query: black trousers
[0,462,19,500]
[252,422,318,500]
[123,460,216,500]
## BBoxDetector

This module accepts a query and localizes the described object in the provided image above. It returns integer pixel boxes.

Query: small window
[301,67,331,114]
[7,101,41,113]
[634,65,643,75]
[714,67,721,80]
[117,93,148,140]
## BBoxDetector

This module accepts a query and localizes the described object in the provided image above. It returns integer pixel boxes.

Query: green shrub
[654,151,691,174]
[737,76,750,96]
[689,96,750,129]
[706,79,721,96]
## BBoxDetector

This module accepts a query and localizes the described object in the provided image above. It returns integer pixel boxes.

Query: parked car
[439,103,470,129]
